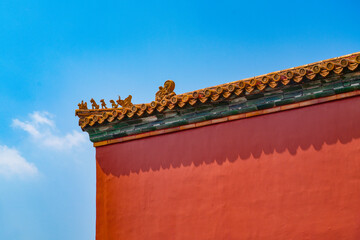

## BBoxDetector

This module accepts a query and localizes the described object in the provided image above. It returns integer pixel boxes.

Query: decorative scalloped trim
[93,90,360,147]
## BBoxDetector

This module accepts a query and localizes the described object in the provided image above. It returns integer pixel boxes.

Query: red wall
[96,96,360,240]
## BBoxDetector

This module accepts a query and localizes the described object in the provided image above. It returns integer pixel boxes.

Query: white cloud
[30,111,54,127]
[12,111,87,151]
[12,118,41,137]
[0,145,38,178]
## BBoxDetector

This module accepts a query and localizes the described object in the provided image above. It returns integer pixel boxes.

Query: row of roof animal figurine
[77,80,177,111]
[78,95,133,110]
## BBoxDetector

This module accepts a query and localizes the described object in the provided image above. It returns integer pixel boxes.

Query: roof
[76,52,360,131]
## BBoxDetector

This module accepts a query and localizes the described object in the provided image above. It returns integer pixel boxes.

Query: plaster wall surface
[96,96,360,240]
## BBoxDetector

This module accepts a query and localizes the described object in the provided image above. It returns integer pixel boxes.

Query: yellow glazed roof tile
[75,52,360,129]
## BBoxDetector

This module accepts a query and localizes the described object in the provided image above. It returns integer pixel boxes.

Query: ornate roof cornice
[76,52,360,132]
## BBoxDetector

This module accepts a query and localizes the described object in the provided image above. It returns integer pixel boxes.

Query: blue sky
[0,0,359,239]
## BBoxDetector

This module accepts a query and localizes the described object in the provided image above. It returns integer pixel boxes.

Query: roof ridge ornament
[155,80,176,101]
[78,100,88,110]
[100,99,107,109]
[90,98,100,109]
[109,100,118,108]
[117,95,133,108]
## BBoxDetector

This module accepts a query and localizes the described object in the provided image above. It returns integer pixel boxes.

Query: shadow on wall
[97,97,360,176]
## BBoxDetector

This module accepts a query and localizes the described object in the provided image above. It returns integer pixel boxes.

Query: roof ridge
[76,52,360,129]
